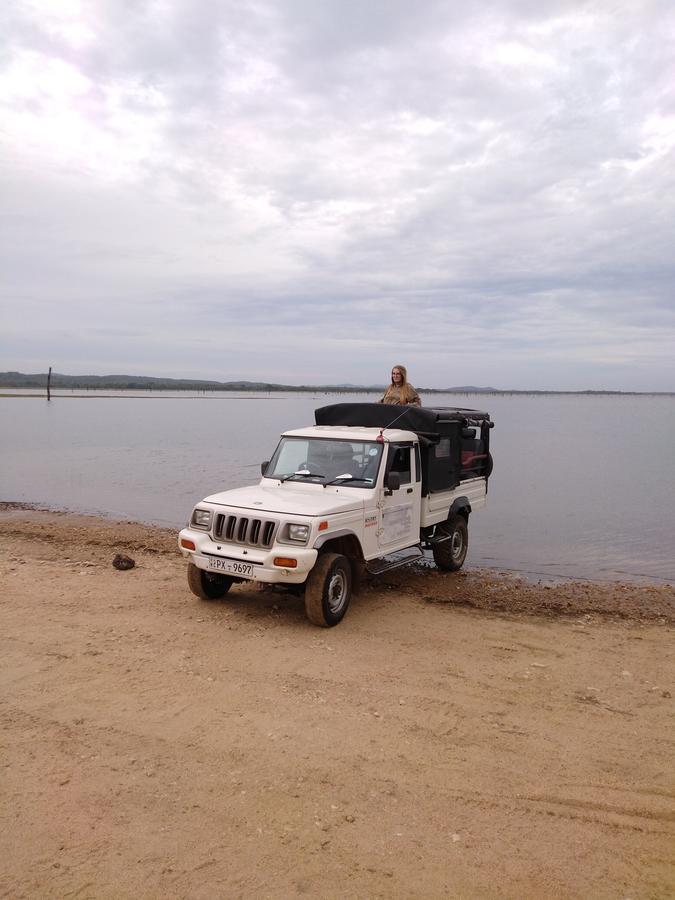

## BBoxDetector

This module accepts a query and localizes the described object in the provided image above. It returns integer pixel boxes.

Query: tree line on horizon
[0,371,669,396]
[0,371,498,393]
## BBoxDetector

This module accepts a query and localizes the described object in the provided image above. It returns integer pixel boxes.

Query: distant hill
[445,385,500,393]
[1,372,670,396]
[0,372,301,391]
[0,372,498,392]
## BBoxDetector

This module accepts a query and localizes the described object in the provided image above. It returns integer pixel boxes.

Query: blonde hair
[387,365,417,404]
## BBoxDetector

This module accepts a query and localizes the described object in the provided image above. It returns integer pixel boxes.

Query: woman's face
[391,368,403,383]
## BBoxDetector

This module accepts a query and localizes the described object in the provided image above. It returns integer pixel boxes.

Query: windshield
[265,437,383,488]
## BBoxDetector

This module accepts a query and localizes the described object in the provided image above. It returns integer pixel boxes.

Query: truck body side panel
[420,478,487,527]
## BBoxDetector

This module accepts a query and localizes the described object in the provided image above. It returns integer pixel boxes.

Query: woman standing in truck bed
[379,365,422,406]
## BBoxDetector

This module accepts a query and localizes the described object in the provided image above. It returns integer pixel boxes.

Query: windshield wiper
[280,469,325,483]
[323,475,374,487]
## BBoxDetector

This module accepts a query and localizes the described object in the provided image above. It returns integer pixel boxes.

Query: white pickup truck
[179,403,493,627]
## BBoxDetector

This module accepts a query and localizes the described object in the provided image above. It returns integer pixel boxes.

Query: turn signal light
[181,538,196,550]
[273,557,297,568]
[318,520,328,531]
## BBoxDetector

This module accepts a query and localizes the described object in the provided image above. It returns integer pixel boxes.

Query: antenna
[376,406,414,443]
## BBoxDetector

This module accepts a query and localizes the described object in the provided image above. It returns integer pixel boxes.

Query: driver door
[378,443,421,553]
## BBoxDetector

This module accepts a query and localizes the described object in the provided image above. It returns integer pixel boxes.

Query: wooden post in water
[47,366,52,401]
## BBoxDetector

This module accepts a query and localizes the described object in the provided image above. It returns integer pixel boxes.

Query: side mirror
[385,471,401,492]
[261,460,270,476]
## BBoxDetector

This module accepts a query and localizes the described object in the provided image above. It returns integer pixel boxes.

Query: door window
[388,445,412,485]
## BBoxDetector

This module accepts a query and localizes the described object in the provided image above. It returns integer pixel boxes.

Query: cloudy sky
[1,0,674,390]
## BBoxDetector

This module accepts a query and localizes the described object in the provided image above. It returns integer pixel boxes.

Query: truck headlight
[192,508,212,529]
[287,523,309,543]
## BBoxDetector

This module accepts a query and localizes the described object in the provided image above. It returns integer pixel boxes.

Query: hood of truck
[201,483,364,518]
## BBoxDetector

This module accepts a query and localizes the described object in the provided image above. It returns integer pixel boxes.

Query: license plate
[207,557,254,578]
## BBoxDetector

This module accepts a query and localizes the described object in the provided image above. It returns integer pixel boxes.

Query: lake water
[1,390,674,584]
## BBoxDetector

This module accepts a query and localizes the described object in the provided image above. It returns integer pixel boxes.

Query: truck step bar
[426,529,453,545]
[365,545,425,576]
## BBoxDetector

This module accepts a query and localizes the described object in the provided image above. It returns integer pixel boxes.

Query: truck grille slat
[215,513,276,549]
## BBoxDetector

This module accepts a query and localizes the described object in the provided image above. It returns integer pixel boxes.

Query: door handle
[406,487,413,493]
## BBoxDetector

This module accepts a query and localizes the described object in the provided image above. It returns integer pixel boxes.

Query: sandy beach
[1,504,673,899]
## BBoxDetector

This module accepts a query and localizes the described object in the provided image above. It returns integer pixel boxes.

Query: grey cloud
[1,0,674,389]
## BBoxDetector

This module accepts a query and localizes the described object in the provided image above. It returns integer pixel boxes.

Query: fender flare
[313,528,364,553]
[448,497,471,520]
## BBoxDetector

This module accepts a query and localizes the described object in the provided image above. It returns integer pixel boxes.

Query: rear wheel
[304,553,352,627]
[432,515,469,571]
[187,562,233,600]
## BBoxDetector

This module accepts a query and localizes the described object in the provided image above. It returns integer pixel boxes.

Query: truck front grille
[215,514,277,548]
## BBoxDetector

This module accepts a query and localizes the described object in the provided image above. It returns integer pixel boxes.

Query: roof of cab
[282,425,416,443]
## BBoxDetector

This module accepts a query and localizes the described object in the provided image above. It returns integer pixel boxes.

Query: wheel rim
[326,569,347,614]
[450,529,464,560]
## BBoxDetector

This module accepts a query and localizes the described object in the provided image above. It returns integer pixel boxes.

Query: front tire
[187,562,233,600]
[432,515,469,571]
[304,553,352,627]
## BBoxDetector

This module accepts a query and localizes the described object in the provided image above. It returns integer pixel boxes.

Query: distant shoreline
[1,388,674,398]
[0,391,290,399]
[1,371,673,395]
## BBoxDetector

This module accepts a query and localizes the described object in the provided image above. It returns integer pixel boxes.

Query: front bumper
[178,527,318,585]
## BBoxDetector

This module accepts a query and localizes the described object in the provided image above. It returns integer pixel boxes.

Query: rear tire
[304,553,352,627]
[187,562,233,600]
[432,515,469,571]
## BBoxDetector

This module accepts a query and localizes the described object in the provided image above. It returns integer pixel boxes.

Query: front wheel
[187,562,233,600]
[304,553,352,627]
[432,515,469,571]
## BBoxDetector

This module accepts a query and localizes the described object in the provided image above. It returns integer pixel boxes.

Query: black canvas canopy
[314,403,493,494]
[314,403,491,432]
